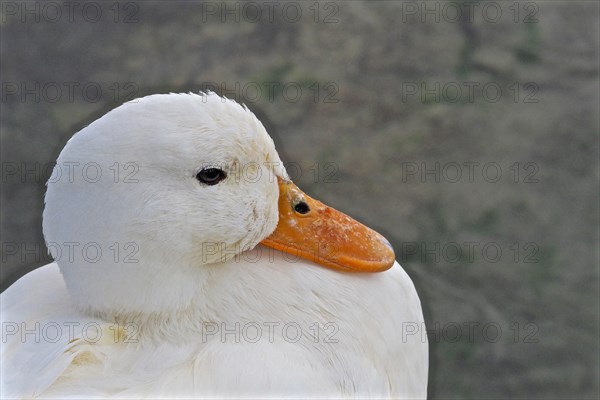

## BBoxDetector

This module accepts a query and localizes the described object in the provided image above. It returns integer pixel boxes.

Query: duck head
[42,92,394,320]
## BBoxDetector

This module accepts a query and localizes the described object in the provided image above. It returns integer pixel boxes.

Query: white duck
[1,92,428,399]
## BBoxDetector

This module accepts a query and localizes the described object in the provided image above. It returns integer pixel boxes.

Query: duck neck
[77,246,344,345]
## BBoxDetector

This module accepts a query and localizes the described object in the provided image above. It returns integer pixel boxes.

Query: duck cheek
[239,198,270,245]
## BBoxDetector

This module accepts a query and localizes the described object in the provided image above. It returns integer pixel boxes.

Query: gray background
[1,1,598,398]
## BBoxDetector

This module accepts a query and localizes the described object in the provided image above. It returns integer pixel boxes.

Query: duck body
[2,254,427,398]
[1,93,427,398]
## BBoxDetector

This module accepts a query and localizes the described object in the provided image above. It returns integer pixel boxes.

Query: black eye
[294,201,310,214]
[196,168,227,185]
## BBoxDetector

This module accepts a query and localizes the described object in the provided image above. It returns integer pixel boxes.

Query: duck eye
[196,168,227,186]
[294,201,310,214]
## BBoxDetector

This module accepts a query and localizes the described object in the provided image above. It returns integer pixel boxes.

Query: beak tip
[382,236,394,251]
[376,234,396,268]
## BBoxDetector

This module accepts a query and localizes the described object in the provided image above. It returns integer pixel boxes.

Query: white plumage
[1,93,428,398]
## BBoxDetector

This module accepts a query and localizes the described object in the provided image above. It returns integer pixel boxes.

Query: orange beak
[260,178,395,272]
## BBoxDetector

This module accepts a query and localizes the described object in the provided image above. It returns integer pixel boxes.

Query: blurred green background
[1,1,598,398]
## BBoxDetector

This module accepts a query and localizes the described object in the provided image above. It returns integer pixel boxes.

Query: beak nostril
[294,201,310,214]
